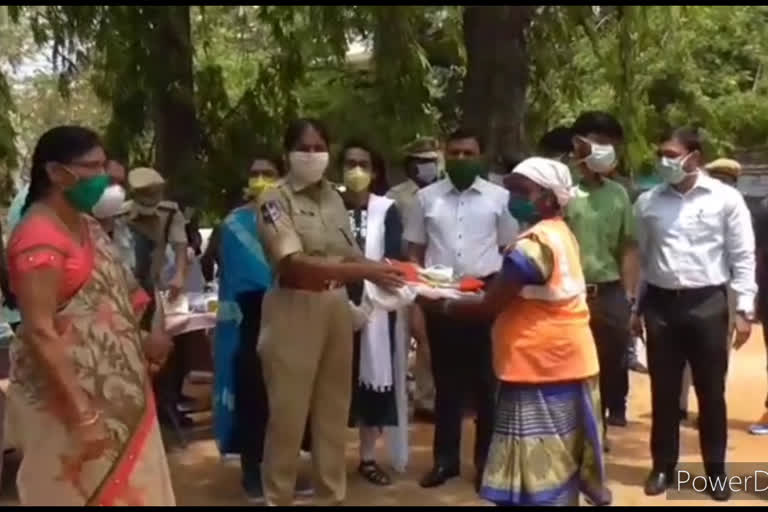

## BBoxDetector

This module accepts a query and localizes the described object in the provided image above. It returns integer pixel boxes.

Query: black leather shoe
[707,476,731,501]
[419,466,459,488]
[606,413,628,427]
[644,471,675,496]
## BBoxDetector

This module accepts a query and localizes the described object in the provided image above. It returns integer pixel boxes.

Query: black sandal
[358,460,392,486]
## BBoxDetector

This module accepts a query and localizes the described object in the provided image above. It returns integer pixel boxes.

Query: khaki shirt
[124,199,187,283]
[256,178,361,271]
[386,179,420,218]
[387,180,421,255]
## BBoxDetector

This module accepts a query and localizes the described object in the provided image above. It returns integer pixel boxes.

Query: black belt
[646,284,725,299]
[585,281,622,298]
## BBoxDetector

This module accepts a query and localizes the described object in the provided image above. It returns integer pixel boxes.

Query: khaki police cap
[402,137,440,160]
[705,158,742,179]
[128,167,166,190]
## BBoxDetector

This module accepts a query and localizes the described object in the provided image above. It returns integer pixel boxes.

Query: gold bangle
[77,409,101,427]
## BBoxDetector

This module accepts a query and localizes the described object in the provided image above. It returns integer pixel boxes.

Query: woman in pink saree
[4,126,175,506]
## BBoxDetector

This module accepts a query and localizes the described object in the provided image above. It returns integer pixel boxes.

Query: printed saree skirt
[480,376,611,506]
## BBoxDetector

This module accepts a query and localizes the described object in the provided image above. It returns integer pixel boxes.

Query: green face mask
[65,174,111,214]
[508,195,540,225]
[445,158,486,191]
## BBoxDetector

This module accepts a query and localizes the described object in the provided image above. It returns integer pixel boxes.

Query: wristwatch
[737,310,755,322]
[627,295,639,313]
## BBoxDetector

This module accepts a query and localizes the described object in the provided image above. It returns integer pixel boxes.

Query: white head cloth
[511,157,580,207]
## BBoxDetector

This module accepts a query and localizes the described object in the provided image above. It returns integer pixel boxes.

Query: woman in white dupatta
[339,140,409,486]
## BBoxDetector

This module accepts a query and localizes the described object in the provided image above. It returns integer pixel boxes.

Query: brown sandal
[358,460,392,486]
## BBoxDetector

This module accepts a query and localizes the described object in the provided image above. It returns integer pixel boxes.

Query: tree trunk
[461,6,533,166]
[149,5,202,207]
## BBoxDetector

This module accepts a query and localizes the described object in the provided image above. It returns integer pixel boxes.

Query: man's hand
[733,313,753,350]
[167,272,185,302]
[630,311,644,339]
[364,263,405,291]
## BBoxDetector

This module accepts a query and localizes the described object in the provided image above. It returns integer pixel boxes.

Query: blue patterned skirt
[480,376,611,506]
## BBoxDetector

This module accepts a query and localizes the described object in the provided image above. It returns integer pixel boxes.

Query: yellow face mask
[245,176,277,200]
[343,166,372,193]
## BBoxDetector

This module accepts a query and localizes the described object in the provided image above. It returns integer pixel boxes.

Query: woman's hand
[167,272,185,302]
[144,330,173,370]
[72,410,112,459]
[363,263,405,291]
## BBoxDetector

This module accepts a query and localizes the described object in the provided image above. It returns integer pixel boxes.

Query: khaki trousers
[259,287,353,506]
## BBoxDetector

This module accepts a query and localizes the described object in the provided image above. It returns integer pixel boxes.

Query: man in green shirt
[564,112,640,429]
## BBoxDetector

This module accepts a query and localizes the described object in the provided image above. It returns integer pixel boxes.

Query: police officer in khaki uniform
[124,167,188,300]
[387,137,442,216]
[256,119,403,506]
[387,137,442,418]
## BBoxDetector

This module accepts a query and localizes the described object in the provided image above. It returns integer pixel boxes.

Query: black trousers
[425,309,495,472]
[644,285,729,477]
[235,291,311,483]
[586,282,631,419]
[758,287,768,409]
[153,331,196,416]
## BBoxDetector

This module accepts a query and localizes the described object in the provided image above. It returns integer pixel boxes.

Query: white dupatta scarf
[358,193,410,472]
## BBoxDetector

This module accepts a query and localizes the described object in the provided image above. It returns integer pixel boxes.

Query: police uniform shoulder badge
[261,200,282,224]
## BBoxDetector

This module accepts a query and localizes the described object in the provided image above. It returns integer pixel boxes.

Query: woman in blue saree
[213,156,311,502]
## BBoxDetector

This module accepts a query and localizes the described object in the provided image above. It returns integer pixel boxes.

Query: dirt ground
[4,328,768,506]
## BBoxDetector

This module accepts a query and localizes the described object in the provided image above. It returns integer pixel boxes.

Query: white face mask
[657,154,693,185]
[415,162,439,185]
[92,184,127,219]
[580,138,616,174]
[288,151,329,187]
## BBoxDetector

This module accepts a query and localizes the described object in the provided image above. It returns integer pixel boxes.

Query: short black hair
[447,128,485,152]
[501,152,526,174]
[571,111,624,141]
[661,126,703,153]
[251,152,285,176]
[283,118,331,152]
[537,126,574,155]
[339,138,389,195]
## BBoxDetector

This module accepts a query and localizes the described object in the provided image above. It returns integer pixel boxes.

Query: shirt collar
[439,176,488,195]
[287,174,330,194]
[662,171,714,197]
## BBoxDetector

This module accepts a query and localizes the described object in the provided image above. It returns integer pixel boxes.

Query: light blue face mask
[416,162,439,185]
[657,154,691,184]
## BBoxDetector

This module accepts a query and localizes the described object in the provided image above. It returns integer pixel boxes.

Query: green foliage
[527,5,768,175]
[6,5,768,212]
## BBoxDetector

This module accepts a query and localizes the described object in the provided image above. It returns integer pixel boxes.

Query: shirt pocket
[689,207,723,244]
[293,212,326,255]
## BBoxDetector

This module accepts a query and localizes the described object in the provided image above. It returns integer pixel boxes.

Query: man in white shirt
[405,129,518,490]
[633,128,756,501]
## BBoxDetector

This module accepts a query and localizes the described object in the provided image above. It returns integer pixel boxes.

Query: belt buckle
[586,284,598,298]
